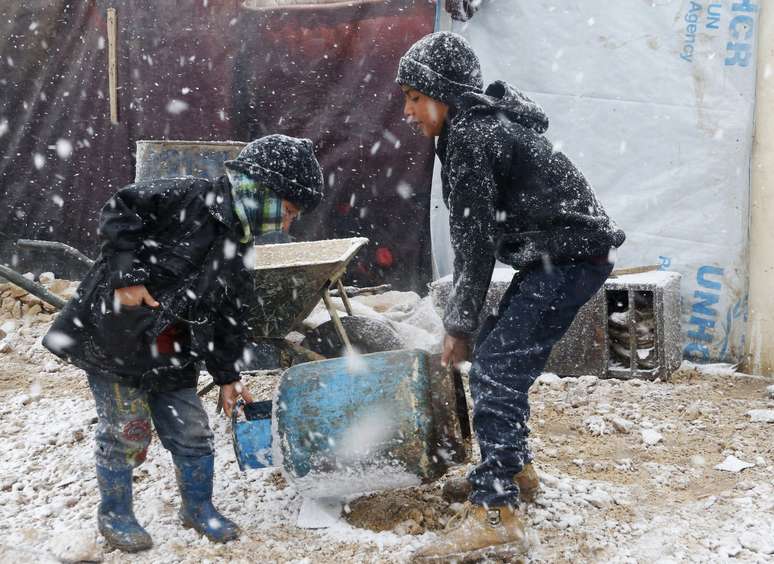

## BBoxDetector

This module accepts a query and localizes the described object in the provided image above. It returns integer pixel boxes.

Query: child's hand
[442,334,471,368]
[114,285,160,308]
[221,381,254,417]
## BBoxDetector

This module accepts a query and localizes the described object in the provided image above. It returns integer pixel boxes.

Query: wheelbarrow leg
[197,381,216,397]
[216,389,224,415]
[280,341,327,364]
[321,287,354,355]
[196,380,223,414]
[336,279,354,316]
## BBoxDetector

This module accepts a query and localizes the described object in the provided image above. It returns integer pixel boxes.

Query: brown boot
[412,503,530,562]
[514,463,539,503]
[441,463,540,504]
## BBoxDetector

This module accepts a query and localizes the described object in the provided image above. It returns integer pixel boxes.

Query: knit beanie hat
[396,32,483,105]
[224,134,324,212]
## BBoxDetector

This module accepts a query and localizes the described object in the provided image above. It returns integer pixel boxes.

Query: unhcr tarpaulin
[0,0,436,291]
[431,0,760,362]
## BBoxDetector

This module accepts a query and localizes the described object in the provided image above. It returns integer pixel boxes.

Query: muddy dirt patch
[344,485,455,534]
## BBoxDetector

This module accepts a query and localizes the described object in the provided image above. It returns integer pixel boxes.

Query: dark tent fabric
[0,0,435,291]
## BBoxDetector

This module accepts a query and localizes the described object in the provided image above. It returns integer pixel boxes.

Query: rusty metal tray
[249,237,369,339]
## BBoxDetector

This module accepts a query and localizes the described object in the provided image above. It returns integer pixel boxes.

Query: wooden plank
[107,8,118,124]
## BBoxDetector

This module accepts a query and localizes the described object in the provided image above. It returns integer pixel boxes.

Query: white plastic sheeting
[431,0,761,362]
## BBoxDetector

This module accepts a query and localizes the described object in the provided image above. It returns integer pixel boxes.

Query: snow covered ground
[0,280,773,563]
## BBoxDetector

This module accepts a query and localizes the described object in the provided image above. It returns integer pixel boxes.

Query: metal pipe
[0,264,66,309]
[16,239,95,267]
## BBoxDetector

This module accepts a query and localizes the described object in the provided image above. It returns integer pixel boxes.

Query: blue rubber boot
[95,465,153,552]
[172,454,240,543]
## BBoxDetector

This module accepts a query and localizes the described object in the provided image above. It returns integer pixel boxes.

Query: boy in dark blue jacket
[397,32,625,561]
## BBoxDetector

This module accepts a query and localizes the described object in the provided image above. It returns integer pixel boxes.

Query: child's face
[401,86,449,137]
[281,199,301,232]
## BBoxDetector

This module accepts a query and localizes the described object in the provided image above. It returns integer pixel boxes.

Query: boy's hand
[115,285,160,308]
[442,334,471,367]
[221,381,254,417]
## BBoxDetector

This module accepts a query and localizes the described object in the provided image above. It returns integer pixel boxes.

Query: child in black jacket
[43,135,323,552]
[397,32,625,561]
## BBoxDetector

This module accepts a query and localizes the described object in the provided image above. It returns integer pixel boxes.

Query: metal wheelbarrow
[199,236,405,400]
[248,236,370,355]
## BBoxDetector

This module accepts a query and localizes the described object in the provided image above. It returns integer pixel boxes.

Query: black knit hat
[396,32,483,105]
[224,134,323,211]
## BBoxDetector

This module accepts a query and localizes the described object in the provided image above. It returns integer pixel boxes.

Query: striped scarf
[227,171,284,244]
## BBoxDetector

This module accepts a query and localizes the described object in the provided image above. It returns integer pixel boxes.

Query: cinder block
[603,271,682,381]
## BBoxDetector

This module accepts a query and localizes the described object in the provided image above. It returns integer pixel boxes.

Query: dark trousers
[467,259,613,507]
[88,373,214,470]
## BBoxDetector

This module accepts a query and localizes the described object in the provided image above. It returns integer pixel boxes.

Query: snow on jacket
[437,80,626,338]
[43,176,255,391]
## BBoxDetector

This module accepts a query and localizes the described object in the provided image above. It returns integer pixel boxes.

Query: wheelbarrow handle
[231,399,245,427]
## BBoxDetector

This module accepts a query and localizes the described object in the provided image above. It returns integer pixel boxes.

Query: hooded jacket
[437,81,625,337]
[43,176,255,391]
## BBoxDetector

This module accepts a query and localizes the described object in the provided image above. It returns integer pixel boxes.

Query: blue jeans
[467,259,613,507]
[88,373,214,470]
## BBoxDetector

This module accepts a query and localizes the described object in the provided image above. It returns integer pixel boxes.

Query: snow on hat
[224,134,323,212]
[396,31,483,105]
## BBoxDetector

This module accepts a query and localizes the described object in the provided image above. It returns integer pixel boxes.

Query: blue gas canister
[273,349,470,498]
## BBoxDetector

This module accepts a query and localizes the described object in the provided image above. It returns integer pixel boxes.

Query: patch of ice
[583,415,609,436]
[296,497,343,529]
[584,488,613,509]
[609,416,633,434]
[46,529,101,563]
[537,372,561,385]
[682,361,738,378]
[747,409,774,423]
[714,455,754,473]
[739,531,774,554]
[641,429,663,446]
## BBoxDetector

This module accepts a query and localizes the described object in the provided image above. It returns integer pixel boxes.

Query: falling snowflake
[56,139,73,160]
[166,99,189,115]
[396,182,413,200]
[223,239,237,260]
[44,331,74,353]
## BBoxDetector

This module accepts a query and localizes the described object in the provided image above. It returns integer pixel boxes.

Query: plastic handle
[232,398,245,427]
